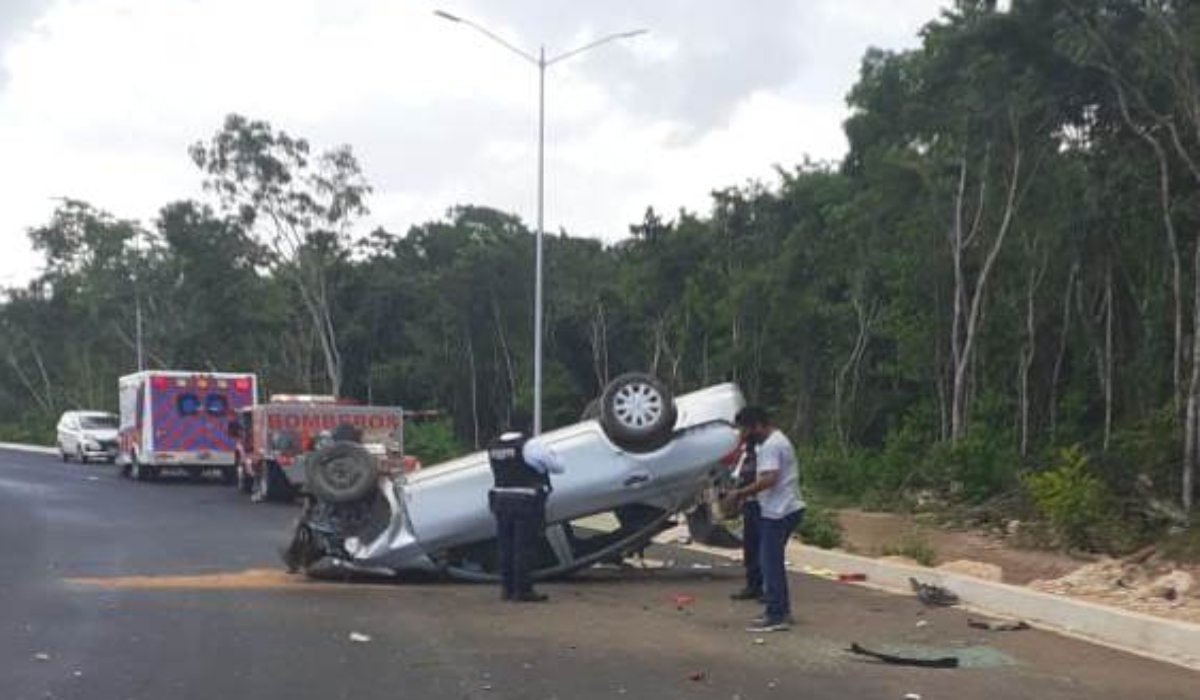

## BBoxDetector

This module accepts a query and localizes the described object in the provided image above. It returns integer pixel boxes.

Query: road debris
[802,565,838,580]
[909,577,959,606]
[967,617,1029,632]
[670,593,696,610]
[33,652,50,662]
[848,643,959,668]
[686,670,709,682]
[904,694,922,700]
[348,632,372,643]
[837,573,867,583]
[753,637,766,645]
[915,620,929,629]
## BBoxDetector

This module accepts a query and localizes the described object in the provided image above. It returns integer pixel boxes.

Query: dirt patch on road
[65,568,370,590]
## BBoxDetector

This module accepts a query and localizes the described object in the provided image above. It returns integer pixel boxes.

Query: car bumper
[81,446,118,460]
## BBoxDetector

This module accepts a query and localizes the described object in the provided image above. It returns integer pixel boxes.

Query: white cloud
[0,0,947,286]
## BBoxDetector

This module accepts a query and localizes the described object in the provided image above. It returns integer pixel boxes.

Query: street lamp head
[433,9,462,22]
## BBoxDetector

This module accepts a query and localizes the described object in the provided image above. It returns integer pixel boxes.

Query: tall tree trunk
[492,299,517,415]
[1018,254,1047,457]
[951,129,1024,442]
[1184,243,1200,512]
[834,294,875,449]
[466,332,479,449]
[1049,264,1078,439]
[1103,265,1115,452]
[1112,79,1184,409]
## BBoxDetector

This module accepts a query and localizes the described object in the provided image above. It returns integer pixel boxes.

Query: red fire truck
[118,370,257,482]
[233,396,407,502]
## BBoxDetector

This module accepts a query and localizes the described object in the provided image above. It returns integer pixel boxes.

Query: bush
[802,445,878,500]
[925,432,1018,504]
[404,419,464,464]
[1024,445,1111,550]
[1160,521,1200,563]
[798,502,843,549]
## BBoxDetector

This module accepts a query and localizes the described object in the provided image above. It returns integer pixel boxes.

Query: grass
[880,532,938,567]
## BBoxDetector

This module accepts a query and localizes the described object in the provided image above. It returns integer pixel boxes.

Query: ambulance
[118,370,257,481]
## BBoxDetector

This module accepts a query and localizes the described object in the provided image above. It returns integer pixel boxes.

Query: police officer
[729,432,763,602]
[488,424,563,603]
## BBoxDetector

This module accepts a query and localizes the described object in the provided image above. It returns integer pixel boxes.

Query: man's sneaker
[512,591,549,603]
[746,619,790,633]
[730,588,764,601]
[749,614,796,626]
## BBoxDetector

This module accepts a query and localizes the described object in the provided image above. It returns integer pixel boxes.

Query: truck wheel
[306,442,378,504]
[599,373,677,453]
[131,454,157,482]
[236,463,254,494]
[253,462,295,503]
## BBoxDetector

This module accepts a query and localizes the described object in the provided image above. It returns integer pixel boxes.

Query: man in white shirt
[728,406,805,632]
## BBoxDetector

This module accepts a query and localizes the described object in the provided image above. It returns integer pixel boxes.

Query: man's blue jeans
[759,508,804,623]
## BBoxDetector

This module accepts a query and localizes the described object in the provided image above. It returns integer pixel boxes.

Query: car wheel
[598,373,677,453]
[60,446,69,462]
[76,445,88,465]
[306,442,378,504]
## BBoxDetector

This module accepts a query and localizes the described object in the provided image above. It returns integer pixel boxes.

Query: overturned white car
[284,374,744,581]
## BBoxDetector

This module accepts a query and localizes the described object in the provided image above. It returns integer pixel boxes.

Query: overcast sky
[0,0,949,286]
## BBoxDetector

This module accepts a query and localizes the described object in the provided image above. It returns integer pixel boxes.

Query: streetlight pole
[435,10,646,435]
[133,227,145,372]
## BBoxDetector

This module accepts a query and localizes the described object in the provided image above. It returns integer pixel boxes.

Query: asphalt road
[1,448,1195,700]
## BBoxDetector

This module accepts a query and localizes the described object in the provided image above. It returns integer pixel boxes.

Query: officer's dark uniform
[488,432,550,602]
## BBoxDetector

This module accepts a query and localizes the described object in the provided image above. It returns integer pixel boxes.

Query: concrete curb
[794,545,1200,671]
[686,536,1200,672]
[0,442,58,456]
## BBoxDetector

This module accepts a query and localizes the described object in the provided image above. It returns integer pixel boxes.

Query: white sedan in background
[284,374,744,581]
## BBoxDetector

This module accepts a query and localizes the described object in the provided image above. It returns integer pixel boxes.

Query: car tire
[253,461,294,503]
[598,373,677,453]
[306,442,378,504]
[60,447,69,463]
[76,445,88,465]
